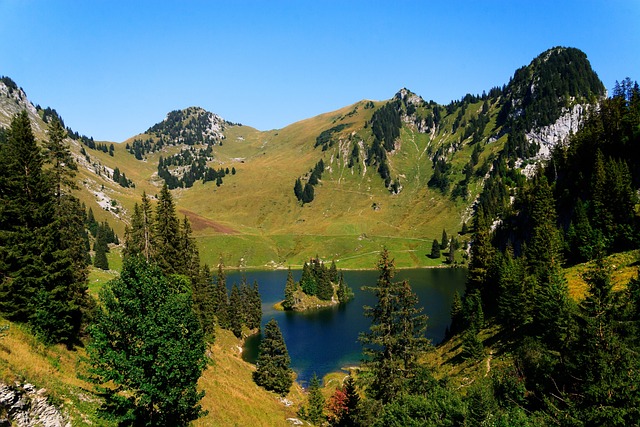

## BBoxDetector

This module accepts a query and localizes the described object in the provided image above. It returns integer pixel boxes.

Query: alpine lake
[227,268,467,385]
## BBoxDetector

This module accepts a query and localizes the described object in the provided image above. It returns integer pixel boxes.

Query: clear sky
[1,0,638,142]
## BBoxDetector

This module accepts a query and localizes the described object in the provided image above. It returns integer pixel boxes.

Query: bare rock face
[0,383,71,427]
[0,79,42,133]
[520,103,588,177]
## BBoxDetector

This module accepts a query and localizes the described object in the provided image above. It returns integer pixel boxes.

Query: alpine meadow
[2,44,640,426]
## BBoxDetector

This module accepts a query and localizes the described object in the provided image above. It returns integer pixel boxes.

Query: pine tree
[430,239,441,259]
[304,373,325,425]
[359,249,430,403]
[253,318,293,395]
[93,229,110,270]
[300,262,317,296]
[327,375,362,427]
[283,268,297,310]
[329,260,338,282]
[316,266,334,301]
[178,216,200,279]
[248,280,262,330]
[440,229,448,250]
[449,290,463,335]
[192,264,215,339]
[228,283,243,338]
[154,184,180,274]
[45,117,77,202]
[87,257,207,426]
[214,261,229,328]
[294,178,303,201]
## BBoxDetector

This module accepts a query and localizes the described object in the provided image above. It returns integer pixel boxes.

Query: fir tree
[303,373,325,425]
[430,239,441,259]
[45,117,77,202]
[316,266,334,301]
[440,229,448,250]
[228,283,243,338]
[192,264,216,339]
[300,262,317,296]
[253,318,293,395]
[283,268,296,310]
[93,229,110,270]
[214,261,229,328]
[154,184,180,274]
[359,249,430,403]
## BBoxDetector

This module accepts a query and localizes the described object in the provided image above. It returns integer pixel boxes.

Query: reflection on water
[226,268,467,384]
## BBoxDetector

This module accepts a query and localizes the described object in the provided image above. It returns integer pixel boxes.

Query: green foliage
[93,230,109,270]
[87,257,206,426]
[282,268,297,310]
[253,318,293,395]
[497,47,605,130]
[301,373,325,425]
[360,249,430,403]
[0,111,90,346]
[315,123,347,151]
[429,239,440,259]
[327,375,361,427]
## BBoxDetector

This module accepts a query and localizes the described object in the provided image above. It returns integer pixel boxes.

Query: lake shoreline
[220,264,467,272]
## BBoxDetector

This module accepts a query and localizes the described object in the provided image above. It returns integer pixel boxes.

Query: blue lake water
[225,268,467,385]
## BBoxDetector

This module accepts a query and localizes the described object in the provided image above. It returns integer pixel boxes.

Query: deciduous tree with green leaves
[87,256,207,426]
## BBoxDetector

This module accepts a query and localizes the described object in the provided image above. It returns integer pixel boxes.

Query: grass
[565,250,639,300]
[0,319,307,427]
[60,97,491,271]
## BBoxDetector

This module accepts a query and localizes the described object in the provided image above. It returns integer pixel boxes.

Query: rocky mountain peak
[146,106,229,146]
[394,88,423,106]
[0,76,41,131]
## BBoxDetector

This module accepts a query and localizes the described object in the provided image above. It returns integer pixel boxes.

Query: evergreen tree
[449,290,463,335]
[302,182,315,204]
[253,318,293,395]
[294,178,303,201]
[0,111,90,345]
[360,249,430,403]
[336,272,353,304]
[45,117,77,202]
[87,257,206,426]
[228,283,243,338]
[214,261,229,328]
[192,264,215,339]
[440,229,448,250]
[430,239,441,259]
[154,184,180,274]
[303,373,325,425]
[124,192,155,262]
[283,268,297,310]
[316,266,334,301]
[563,255,640,425]
[329,260,338,282]
[329,375,361,427]
[93,229,110,270]
[248,280,262,330]
[300,262,317,296]
[178,216,200,279]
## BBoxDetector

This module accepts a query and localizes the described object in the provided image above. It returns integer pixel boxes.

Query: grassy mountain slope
[0,47,604,269]
[0,321,304,426]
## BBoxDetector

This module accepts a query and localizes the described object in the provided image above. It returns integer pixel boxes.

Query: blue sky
[1,1,638,142]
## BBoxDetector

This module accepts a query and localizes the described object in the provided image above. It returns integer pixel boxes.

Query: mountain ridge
[0,46,606,268]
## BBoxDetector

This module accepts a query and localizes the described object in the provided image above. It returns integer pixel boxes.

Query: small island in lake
[277,258,354,311]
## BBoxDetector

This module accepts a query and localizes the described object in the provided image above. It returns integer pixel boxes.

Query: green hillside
[0,47,605,269]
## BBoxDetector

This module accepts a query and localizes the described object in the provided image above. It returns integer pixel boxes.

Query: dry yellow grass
[195,328,305,427]
[565,250,639,300]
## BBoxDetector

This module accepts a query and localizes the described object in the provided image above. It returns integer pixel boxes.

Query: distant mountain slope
[0,47,606,268]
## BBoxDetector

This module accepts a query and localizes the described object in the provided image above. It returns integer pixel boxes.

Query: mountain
[0,47,606,269]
